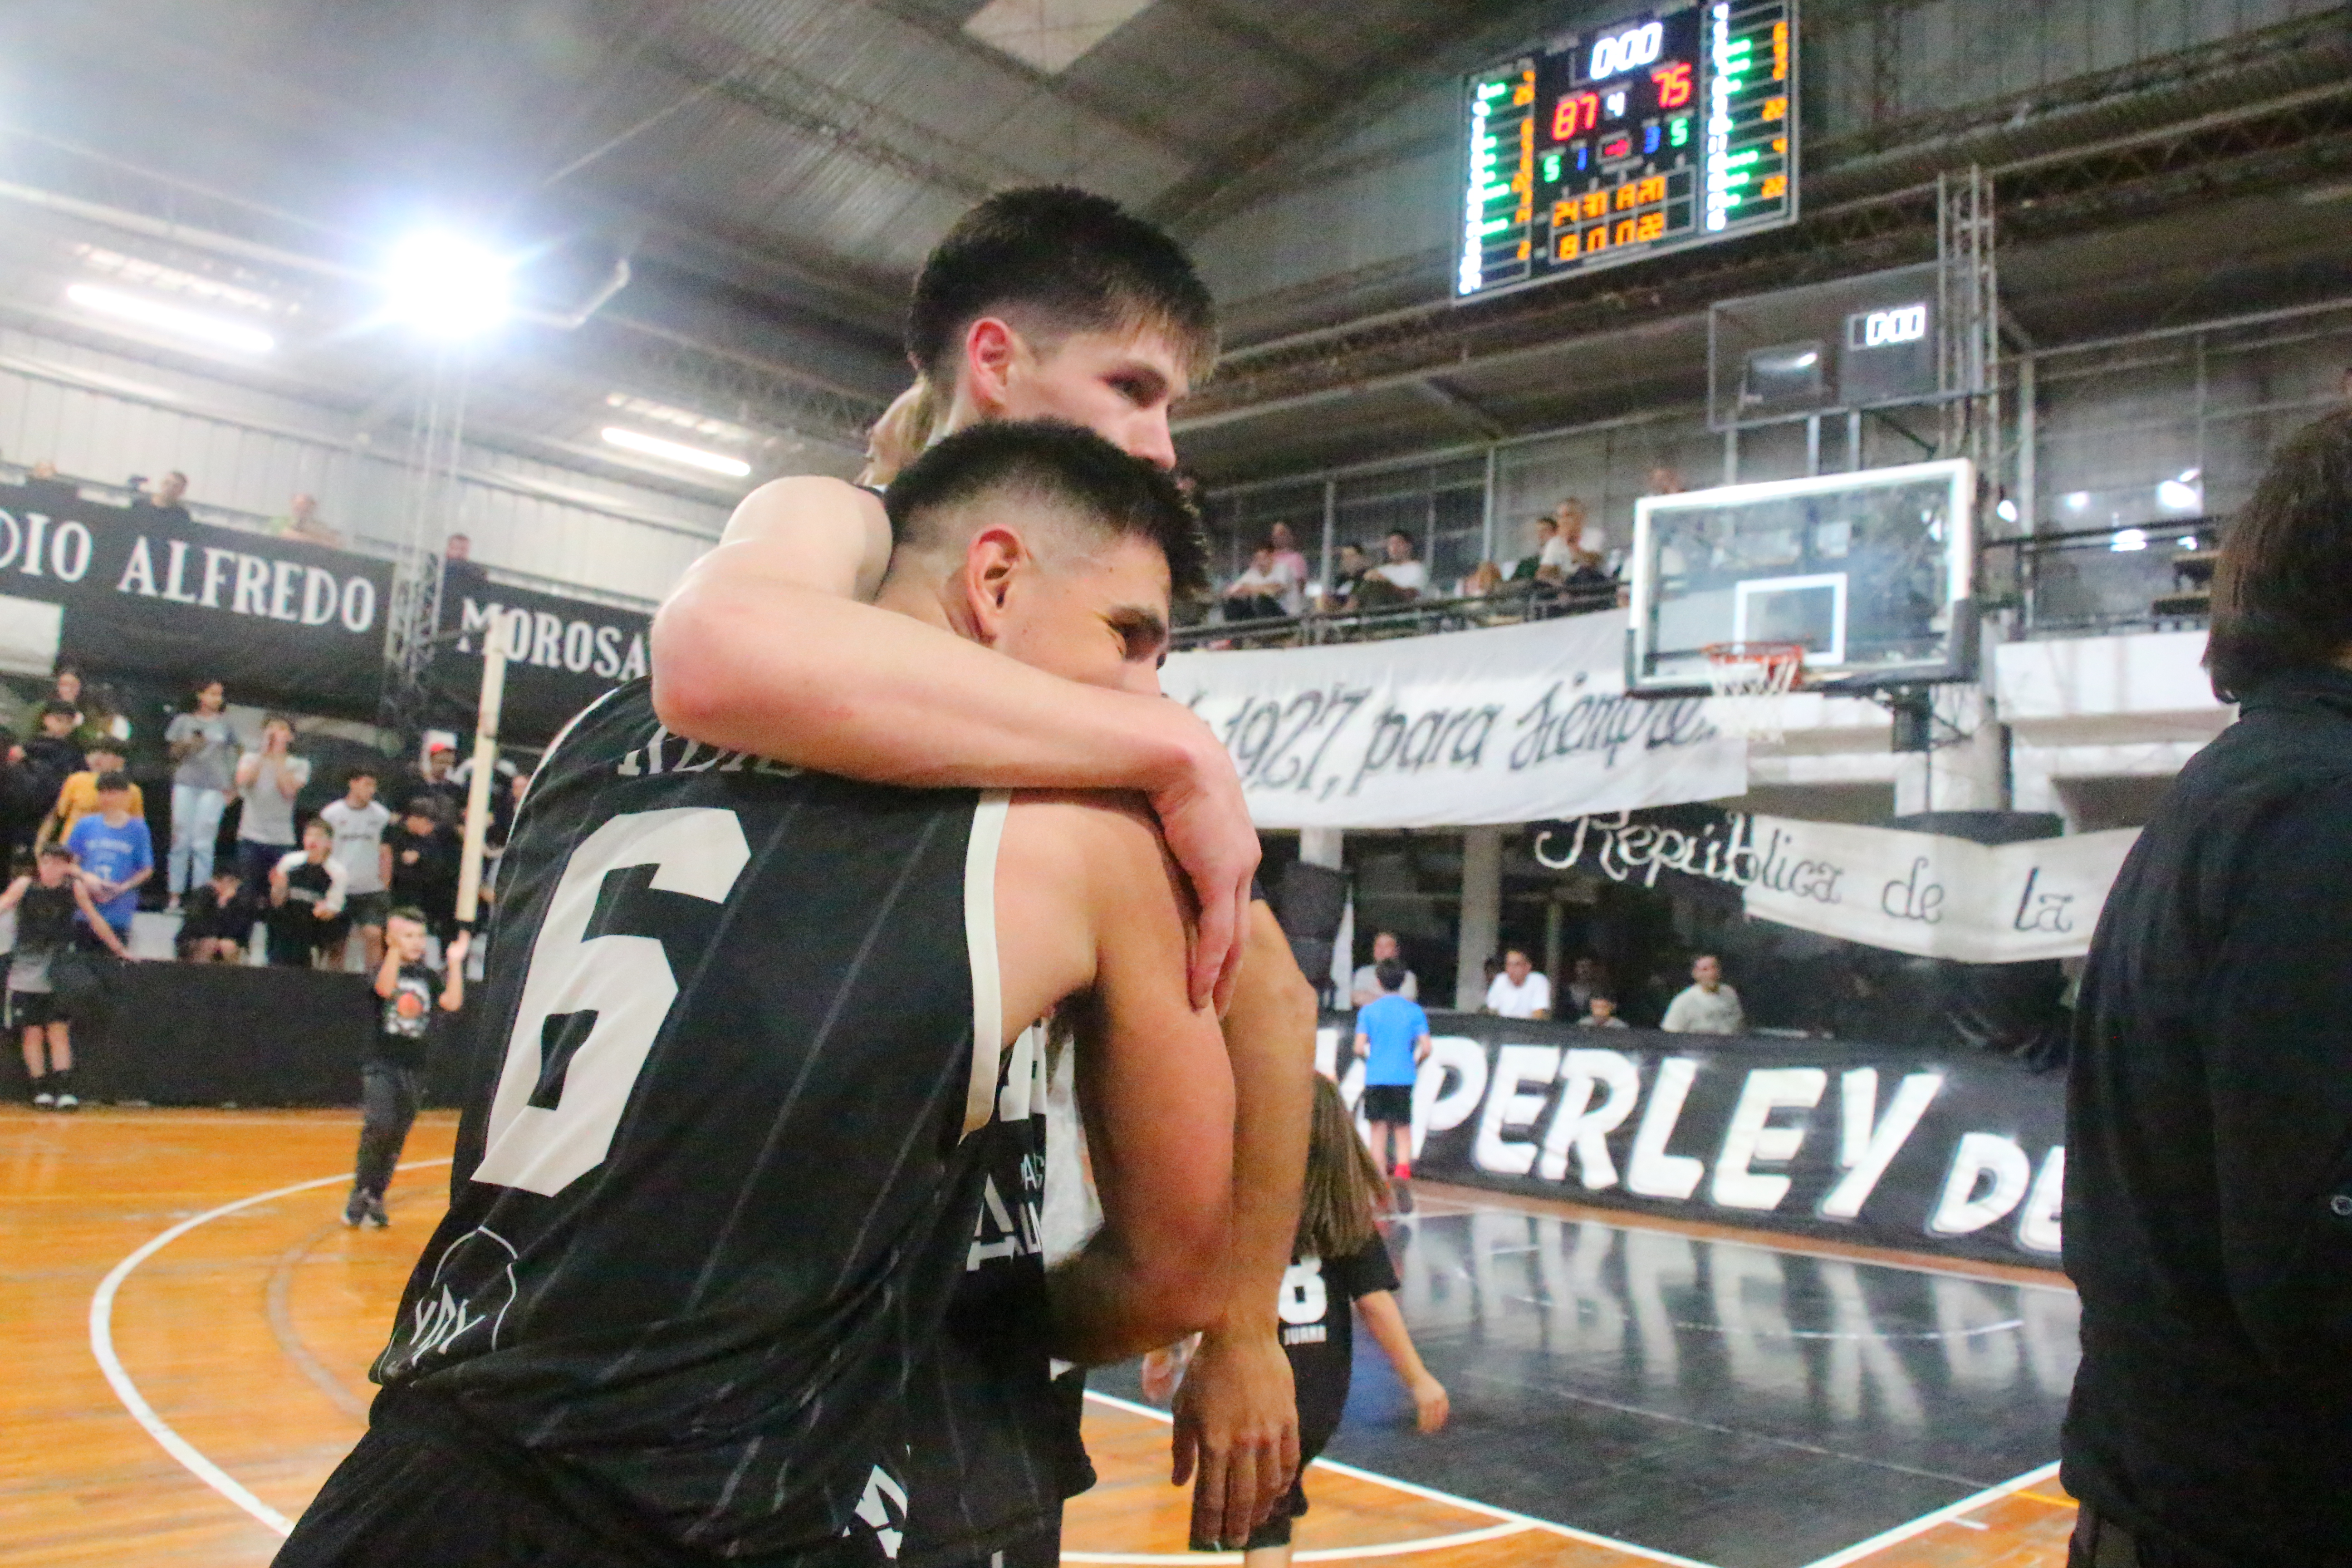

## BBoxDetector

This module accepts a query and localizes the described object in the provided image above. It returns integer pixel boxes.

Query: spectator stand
[1175,576,1622,651]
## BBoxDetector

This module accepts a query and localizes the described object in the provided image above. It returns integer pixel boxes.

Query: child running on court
[2,844,133,1108]
[1144,1074,1448,1564]
[345,908,466,1228]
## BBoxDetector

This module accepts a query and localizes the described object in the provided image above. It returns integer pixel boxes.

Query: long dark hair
[1298,1075,1388,1259]
[2206,410,2352,700]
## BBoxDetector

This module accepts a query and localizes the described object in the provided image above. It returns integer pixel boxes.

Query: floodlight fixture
[2155,469,2203,513]
[1994,497,2019,524]
[65,283,274,354]
[600,427,751,478]
[386,231,511,338]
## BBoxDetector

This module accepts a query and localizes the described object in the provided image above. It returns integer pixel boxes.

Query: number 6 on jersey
[473,808,750,1196]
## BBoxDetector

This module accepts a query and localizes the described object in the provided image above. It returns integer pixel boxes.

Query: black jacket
[2063,665,2352,1565]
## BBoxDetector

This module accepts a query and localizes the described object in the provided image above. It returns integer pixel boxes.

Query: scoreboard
[1457,0,1797,300]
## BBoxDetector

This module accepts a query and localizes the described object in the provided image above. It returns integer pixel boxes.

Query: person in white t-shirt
[1661,953,1746,1034]
[1362,530,1428,599]
[1349,929,1420,1008]
[1222,544,1298,622]
[320,765,395,970]
[1553,496,1607,569]
[1485,948,1552,1019]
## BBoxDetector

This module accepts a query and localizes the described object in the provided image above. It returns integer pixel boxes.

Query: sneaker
[1389,1174,1415,1214]
[343,1191,368,1229]
[31,1090,54,1108]
[54,1093,78,1112]
[364,1194,391,1230]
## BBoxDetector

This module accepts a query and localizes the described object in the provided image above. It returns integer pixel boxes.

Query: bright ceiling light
[2155,472,2203,512]
[2110,527,2149,553]
[386,231,510,338]
[600,427,751,478]
[64,283,274,353]
[1994,497,2019,524]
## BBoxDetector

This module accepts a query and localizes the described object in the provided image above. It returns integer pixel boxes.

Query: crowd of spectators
[16,461,360,553]
[0,666,497,992]
[1201,477,1677,642]
[1341,929,1752,1037]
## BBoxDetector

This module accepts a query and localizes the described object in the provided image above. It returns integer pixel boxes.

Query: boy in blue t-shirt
[1353,958,1431,1181]
[64,773,153,946]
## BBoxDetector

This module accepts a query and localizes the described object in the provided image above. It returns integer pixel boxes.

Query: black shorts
[1361,1083,1413,1125]
[279,1392,883,1568]
[9,990,58,1029]
[925,1514,1063,1568]
[344,891,392,929]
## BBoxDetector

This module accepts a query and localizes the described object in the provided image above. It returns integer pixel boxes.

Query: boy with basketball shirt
[343,911,466,1230]
[652,189,1314,1547]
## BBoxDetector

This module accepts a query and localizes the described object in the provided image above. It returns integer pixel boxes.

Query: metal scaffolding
[378,353,472,741]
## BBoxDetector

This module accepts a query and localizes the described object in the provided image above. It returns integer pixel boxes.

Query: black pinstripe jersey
[372,678,1052,1563]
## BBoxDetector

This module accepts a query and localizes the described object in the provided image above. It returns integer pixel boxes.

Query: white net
[1701,642,1805,745]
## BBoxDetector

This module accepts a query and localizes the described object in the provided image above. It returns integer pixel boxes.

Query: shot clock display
[1458,0,1796,300]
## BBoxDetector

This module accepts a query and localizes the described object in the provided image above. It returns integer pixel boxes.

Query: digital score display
[1458,0,1797,300]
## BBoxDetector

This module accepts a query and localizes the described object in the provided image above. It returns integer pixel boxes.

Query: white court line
[88,1157,453,1539]
[1084,1390,1720,1568]
[1790,1460,2064,1568]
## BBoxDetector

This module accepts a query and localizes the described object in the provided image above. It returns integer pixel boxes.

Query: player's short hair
[38,843,74,863]
[906,186,1216,385]
[386,906,429,928]
[95,770,131,793]
[2207,409,2352,699]
[39,698,77,720]
[1374,958,1408,994]
[261,712,294,733]
[302,815,331,838]
[884,421,1208,598]
[347,762,378,782]
[405,795,447,823]
[84,742,123,761]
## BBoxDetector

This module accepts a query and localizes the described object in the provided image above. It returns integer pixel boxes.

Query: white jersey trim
[960,790,1011,1140]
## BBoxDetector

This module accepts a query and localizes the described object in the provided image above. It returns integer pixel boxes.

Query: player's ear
[962,524,1028,645]
[963,317,1021,415]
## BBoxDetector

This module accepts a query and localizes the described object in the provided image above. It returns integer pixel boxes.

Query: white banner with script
[1739,816,2140,962]
[1162,611,1747,829]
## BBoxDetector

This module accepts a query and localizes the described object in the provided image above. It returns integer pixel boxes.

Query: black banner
[1328,1014,2065,1267]
[431,566,651,745]
[0,481,392,715]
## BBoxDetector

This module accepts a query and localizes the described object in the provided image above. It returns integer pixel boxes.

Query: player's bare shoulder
[993,791,1192,1031]
[675,474,893,601]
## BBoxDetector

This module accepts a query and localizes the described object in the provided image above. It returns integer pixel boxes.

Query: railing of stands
[1980,515,2228,639]
[1172,578,1620,651]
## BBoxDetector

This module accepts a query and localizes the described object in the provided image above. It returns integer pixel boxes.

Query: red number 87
[1552,91,1599,140]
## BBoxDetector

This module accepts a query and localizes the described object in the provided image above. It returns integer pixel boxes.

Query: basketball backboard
[1627,457,1976,696]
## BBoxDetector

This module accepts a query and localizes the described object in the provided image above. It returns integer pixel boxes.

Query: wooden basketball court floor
[2,1106,2079,1567]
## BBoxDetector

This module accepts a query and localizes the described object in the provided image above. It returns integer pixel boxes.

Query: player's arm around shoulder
[1004,793,1236,1361]
[648,476,891,750]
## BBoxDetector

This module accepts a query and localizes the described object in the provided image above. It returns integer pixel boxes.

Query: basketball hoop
[1701,641,1806,745]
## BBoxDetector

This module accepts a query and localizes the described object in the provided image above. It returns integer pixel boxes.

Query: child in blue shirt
[1353,959,1430,1182]
[64,772,153,945]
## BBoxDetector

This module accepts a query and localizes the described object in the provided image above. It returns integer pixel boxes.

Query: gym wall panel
[0,324,727,607]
